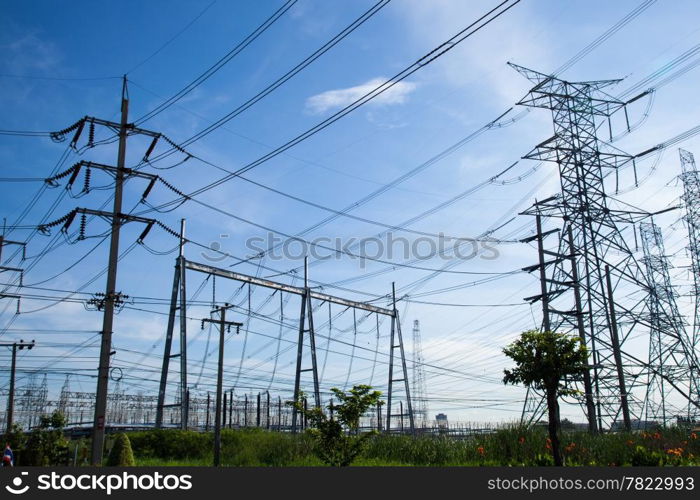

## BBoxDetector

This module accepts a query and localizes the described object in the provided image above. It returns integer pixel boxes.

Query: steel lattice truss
[679,149,700,420]
[510,63,689,430]
[640,221,698,423]
[411,320,429,423]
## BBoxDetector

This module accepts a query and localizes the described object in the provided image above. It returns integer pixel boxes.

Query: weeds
[124,425,700,467]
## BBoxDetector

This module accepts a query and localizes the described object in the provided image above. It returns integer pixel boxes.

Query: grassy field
[120,426,700,467]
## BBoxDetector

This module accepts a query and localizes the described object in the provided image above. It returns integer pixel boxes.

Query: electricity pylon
[411,320,428,425]
[679,149,700,421]
[512,63,660,431]
[640,221,695,424]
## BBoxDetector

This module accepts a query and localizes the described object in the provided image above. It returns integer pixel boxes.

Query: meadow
[120,425,700,467]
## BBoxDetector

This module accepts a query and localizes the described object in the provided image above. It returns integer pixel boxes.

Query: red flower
[477,446,485,456]
[518,436,525,444]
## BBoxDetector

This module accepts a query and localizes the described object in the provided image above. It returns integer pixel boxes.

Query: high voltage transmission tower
[411,320,428,425]
[512,63,699,431]
[679,149,700,421]
[640,221,696,424]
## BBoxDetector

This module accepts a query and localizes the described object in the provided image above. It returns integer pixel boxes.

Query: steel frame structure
[156,253,415,434]
[511,63,693,430]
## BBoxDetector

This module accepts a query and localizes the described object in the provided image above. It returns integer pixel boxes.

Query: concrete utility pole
[156,219,187,429]
[91,77,129,465]
[201,305,242,467]
[2,340,35,434]
[605,265,632,432]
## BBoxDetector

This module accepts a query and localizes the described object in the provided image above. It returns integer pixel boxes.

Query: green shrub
[106,433,135,466]
[23,411,69,466]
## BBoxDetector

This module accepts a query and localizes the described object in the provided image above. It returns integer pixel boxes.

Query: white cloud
[305,78,418,114]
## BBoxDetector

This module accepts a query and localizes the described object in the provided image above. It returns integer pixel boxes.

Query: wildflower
[653,432,661,440]
[564,442,576,453]
[666,448,683,457]
[518,436,525,444]
[691,432,697,440]
[626,439,634,446]
[477,446,485,456]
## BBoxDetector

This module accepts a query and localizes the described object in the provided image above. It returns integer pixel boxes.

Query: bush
[23,411,69,466]
[2,423,27,465]
[106,433,135,466]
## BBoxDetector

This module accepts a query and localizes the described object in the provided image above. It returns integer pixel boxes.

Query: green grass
[123,426,700,467]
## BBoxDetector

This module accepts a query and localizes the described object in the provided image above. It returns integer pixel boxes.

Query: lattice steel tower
[411,320,428,424]
[679,149,700,420]
[512,63,656,431]
[640,221,694,423]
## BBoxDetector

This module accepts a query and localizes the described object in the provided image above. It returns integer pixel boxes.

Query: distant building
[435,413,448,428]
[610,419,660,432]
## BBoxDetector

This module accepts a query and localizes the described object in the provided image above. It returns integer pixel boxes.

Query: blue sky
[2,0,700,425]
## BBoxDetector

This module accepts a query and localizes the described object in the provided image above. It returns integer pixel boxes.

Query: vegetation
[22,411,70,466]
[502,330,589,466]
[288,385,383,466]
[106,433,135,466]
[122,425,700,467]
[2,422,27,464]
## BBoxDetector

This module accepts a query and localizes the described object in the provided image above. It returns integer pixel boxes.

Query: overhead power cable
[134,0,298,124]
[139,0,522,206]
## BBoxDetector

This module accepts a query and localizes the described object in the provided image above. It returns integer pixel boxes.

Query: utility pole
[202,304,242,467]
[2,340,34,434]
[605,265,631,431]
[205,392,210,431]
[229,388,233,428]
[156,219,188,429]
[566,226,598,433]
[91,77,129,465]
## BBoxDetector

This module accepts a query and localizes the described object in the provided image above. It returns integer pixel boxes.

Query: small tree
[106,433,135,466]
[2,423,27,465]
[24,411,69,466]
[289,385,382,466]
[502,330,588,466]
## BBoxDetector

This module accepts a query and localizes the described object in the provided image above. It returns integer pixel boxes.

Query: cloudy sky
[1,0,700,426]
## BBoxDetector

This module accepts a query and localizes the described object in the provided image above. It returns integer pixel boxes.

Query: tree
[106,433,135,466]
[289,385,382,466]
[23,411,69,466]
[2,423,27,465]
[502,330,588,466]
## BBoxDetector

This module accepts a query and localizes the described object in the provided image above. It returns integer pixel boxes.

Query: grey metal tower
[514,64,700,430]
[640,221,693,424]
[513,63,654,430]
[679,149,700,421]
[411,320,428,425]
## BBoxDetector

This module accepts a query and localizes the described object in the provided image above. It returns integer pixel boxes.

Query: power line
[133,0,298,124]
